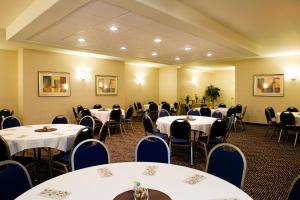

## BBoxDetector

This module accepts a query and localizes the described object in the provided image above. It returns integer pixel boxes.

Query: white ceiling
[3,0,300,65]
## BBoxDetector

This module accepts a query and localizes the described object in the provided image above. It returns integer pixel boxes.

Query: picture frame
[38,71,70,97]
[253,74,284,97]
[95,75,118,96]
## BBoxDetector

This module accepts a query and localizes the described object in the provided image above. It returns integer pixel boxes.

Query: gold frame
[253,74,284,97]
[95,75,118,96]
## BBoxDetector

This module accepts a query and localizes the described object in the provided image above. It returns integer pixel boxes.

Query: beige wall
[159,67,177,104]
[124,64,159,107]
[21,49,125,124]
[236,55,300,124]
[0,49,18,114]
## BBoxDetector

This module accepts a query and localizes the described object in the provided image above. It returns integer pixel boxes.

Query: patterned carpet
[30,119,300,200]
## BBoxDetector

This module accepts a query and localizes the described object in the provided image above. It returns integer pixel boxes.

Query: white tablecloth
[0,124,84,155]
[156,116,217,136]
[276,112,300,126]
[16,162,252,200]
[90,109,125,123]
[195,107,228,117]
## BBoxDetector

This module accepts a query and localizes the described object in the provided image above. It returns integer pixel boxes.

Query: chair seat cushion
[171,137,189,144]
[52,151,71,164]
[12,155,35,166]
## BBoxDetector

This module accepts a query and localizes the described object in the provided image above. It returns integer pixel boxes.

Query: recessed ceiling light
[207,52,213,57]
[175,56,181,61]
[154,38,162,43]
[109,25,118,32]
[120,46,127,50]
[77,37,86,43]
[151,52,158,56]
[184,46,192,51]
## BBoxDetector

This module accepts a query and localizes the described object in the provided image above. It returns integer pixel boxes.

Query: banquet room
[0,0,300,199]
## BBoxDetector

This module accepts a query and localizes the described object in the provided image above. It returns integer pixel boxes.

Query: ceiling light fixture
[77,37,86,43]
[120,46,127,50]
[207,52,213,57]
[184,47,192,51]
[151,52,158,56]
[109,25,118,32]
[154,38,162,43]
[175,56,181,61]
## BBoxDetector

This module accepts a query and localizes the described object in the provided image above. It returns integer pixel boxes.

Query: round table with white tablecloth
[90,109,125,123]
[16,162,253,200]
[156,115,217,136]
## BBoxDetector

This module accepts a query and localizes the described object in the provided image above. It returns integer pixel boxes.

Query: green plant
[205,85,220,106]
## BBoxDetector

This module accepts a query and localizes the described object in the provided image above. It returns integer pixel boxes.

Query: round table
[156,116,217,136]
[90,109,125,123]
[16,162,252,200]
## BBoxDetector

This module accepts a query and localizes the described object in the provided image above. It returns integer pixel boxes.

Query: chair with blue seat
[218,103,227,108]
[170,102,179,116]
[148,102,159,122]
[112,104,121,109]
[159,109,170,118]
[77,105,84,115]
[1,116,21,129]
[0,160,32,200]
[0,109,13,118]
[287,106,299,112]
[99,122,109,142]
[79,116,95,131]
[161,102,171,113]
[135,135,170,164]
[170,119,193,165]
[200,107,211,117]
[142,114,168,140]
[71,139,110,171]
[122,106,134,133]
[212,110,223,119]
[278,111,299,146]
[187,108,200,116]
[93,104,102,109]
[206,143,247,189]
[108,108,123,136]
[287,174,300,200]
[224,114,235,142]
[197,119,227,160]
[80,108,92,117]
[52,127,94,173]
[52,115,69,124]
[265,107,279,137]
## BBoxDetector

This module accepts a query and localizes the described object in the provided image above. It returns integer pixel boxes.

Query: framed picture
[95,75,118,96]
[38,71,70,97]
[253,74,284,97]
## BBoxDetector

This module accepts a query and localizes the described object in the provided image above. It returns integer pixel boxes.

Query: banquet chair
[122,106,134,133]
[235,104,243,117]
[108,108,123,136]
[99,122,109,142]
[0,160,32,200]
[0,109,13,118]
[80,108,92,117]
[135,135,170,164]
[200,107,211,117]
[72,107,80,123]
[287,106,299,112]
[161,102,171,113]
[1,116,21,129]
[279,111,299,146]
[287,174,300,200]
[52,115,69,124]
[148,102,159,122]
[235,105,247,130]
[77,105,84,115]
[218,103,227,108]
[52,127,93,173]
[142,114,168,140]
[170,102,179,115]
[206,143,247,189]
[184,104,191,114]
[93,104,102,109]
[112,104,121,109]
[159,109,170,117]
[0,136,11,161]
[226,106,236,131]
[79,116,95,131]
[197,119,227,161]
[135,101,145,120]
[212,110,223,119]
[170,119,193,165]
[71,139,110,171]
[224,114,235,141]
[187,108,200,116]
[264,107,279,137]
[200,103,207,108]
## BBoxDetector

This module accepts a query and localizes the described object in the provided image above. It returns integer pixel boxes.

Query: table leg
[48,148,52,178]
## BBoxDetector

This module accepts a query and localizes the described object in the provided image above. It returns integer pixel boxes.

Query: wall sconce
[79,70,88,81]
[192,76,198,85]
[135,73,145,85]
[286,69,298,81]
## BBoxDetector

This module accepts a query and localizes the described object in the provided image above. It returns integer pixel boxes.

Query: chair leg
[265,123,270,137]
[108,128,111,137]
[278,129,283,143]
[294,131,299,147]
[119,124,124,135]
[130,122,134,134]
[190,143,193,165]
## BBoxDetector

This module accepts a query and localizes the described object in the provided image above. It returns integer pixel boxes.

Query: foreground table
[156,115,217,136]
[16,162,252,200]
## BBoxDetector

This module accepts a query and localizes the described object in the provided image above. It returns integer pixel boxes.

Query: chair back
[72,107,78,119]
[159,109,170,117]
[161,103,171,112]
[187,109,200,116]
[241,106,247,119]
[200,107,211,116]
[79,116,95,130]
[93,104,102,109]
[0,109,12,118]
[280,111,295,126]
[71,139,110,171]
[287,106,299,112]
[0,160,32,200]
[125,106,134,120]
[52,115,69,124]
[174,102,179,110]
[112,104,121,109]
[209,119,227,140]
[110,108,122,122]
[287,174,300,200]
[80,108,92,117]
[184,104,190,114]
[206,143,247,189]
[99,122,109,142]
[137,102,143,110]
[142,114,154,135]
[72,127,94,149]
[77,105,83,114]
[1,116,21,129]
[226,114,235,133]
[218,103,227,108]
[212,110,223,119]
[265,108,272,123]
[149,103,158,112]
[235,104,243,114]
[0,136,11,161]
[226,106,236,117]
[133,102,138,111]
[200,103,207,108]
[266,107,276,119]
[170,119,191,139]
[135,135,170,164]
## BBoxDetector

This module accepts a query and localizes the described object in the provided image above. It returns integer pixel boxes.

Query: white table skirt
[276,112,300,126]
[16,162,252,200]
[195,107,228,117]
[90,109,125,123]
[156,116,217,136]
[0,124,84,155]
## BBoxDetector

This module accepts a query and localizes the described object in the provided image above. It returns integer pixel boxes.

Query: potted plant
[205,85,220,107]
